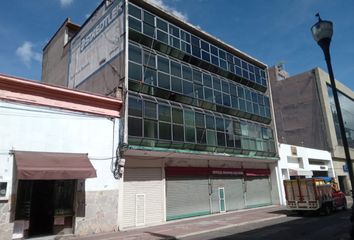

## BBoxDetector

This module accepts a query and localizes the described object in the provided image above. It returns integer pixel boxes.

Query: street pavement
[61,198,353,240]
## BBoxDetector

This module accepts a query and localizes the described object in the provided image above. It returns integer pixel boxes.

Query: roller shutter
[210,177,244,213]
[122,168,164,229]
[245,176,272,208]
[166,177,210,220]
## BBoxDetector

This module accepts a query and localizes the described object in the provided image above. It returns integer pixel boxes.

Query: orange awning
[14,151,97,180]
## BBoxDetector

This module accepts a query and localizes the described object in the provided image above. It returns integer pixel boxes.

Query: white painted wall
[276,143,334,205]
[0,101,120,195]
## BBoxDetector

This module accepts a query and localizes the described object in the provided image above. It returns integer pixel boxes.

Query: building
[42,0,279,230]
[269,65,354,195]
[0,74,122,239]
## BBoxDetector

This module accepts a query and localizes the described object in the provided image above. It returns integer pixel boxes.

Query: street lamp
[311,13,354,237]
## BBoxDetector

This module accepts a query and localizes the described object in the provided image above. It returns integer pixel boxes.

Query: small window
[185,126,196,142]
[216,117,224,131]
[128,4,141,19]
[170,36,180,49]
[221,80,229,93]
[171,76,182,93]
[222,94,231,107]
[226,53,233,63]
[173,125,184,141]
[214,91,222,105]
[182,65,192,81]
[184,109,195,126]
[192,69,202,83]
[143,67,157,86]
[191,35,200,47]
[234,57,241,67]
[192,46,201,58]
[143,22,155,37]
[230,83,237,96]
[144,119,157,138]
[172,108,183,124]
[206,115,215,129]
[213,77,221,91]
[170,61,181,77]
[203,74,212,87]
[143,11,155,26]
[194,84,204,99]
[181,30,191,43]
[129,16,141,32]
[169,25,180,37]
[211,55,219,66]
[159,122,171,140]
[210,45,218,55]
[231,96,238,109]
[219,59,227,70]
[182,80,193,97]
[128,97,142,117]
[144,101,157,119]
[237,86,245,99]
[144,51,156,68]
[204,88,213,102]
[128,117,142,136]
[219,49,226,60]
[156,18,168,31]
[158,72,170,89]
[201,51,210,62]
[207,130,216,145]
[129,44,142,63]
[217,132,226,146]
[157,30,168,44]
[195,112,205,128]
[201,40,209,51]
[158,104,171,122]
[196,128,207,144]
[128,62,142,81]
[157,56,169,73]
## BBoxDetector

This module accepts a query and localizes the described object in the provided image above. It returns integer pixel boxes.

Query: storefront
[165,166,271,220]
[13,151,96,238]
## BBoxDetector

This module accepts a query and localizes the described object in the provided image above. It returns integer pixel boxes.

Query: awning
[14,151,97,180]
[289,168,313,177]
[244,168,270,177]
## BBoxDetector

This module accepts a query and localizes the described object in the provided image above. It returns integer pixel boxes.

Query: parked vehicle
[283,177,347,215]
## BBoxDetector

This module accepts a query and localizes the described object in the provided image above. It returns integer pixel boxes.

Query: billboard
[68,0,125,88]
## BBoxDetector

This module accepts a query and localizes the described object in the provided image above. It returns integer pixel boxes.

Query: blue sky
[1,0,353,91]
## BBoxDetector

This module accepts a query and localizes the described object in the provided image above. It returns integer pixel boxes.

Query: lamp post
[311,13,354,237]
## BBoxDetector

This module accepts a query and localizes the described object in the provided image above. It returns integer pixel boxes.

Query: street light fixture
[311,13,354,237]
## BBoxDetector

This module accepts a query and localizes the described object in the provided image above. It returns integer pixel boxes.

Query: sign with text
[68,0,125,88]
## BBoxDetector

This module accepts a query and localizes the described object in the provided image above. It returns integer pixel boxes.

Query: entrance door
[338,176,347,194]
[29,180,55,237]
[218,187,226,213]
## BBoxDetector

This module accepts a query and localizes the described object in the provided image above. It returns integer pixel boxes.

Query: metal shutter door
[122,168,164,229]
[211,178,244,213]
[166,177,210,220]
[245,177,272,208]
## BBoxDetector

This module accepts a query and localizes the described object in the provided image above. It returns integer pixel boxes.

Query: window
[171,76,182,93]
[210,45,218,55]
[182,65,192,80]
[156,18,168,31]
[172,108,183,124]
[144,119,157,138]
[129,117,142,136]
[143,11,155,26]
[203,74,212,87]
[159,122,171,140]
[128,4,141,19]
[128,62,142,81]
[213,77,221,91]
[158,104,171,121]
[143,67,157,86]
[195,112,205,128]
[206,115,215,129]
[191,35,200,47]
[129,97,142,116]
[144,101,157,119]
[171,61,181,77]
[158,72,170,89]
[169,25,180,37]
[128,16,141,32]
[192,45,201,58]
[129,44,142,63]
[143,22,155,37]
[157,30,168,44]
[193,70,202,83]
[183,80,193,97]
[157,56,169,73]
[144,51,156,68]
[181,30,190,43]
[173,125,184,141]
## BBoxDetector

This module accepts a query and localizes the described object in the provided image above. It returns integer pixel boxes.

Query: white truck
[283,177,347,215]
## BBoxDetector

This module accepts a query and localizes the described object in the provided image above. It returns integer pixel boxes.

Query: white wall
[0,101,120,194]
[277,143,334,205]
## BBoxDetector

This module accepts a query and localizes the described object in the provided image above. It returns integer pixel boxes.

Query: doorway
[28,180,55,237]
[338,176,347,194]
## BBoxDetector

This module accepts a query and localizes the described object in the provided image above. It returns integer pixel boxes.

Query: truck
[283,177,347,215]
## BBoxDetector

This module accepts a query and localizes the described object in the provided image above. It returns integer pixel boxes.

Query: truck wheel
[342,199,348,210]
[323,204,332,216]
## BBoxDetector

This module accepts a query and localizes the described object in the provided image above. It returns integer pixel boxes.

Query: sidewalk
[62,205,288,240]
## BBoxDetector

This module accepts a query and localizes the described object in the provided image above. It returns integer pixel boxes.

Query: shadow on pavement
[145,231,178,240]
[208,210,351,240]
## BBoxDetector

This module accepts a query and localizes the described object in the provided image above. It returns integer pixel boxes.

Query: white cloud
[59,0,74,8]
[16,41,42,68]
[145,0,188,21]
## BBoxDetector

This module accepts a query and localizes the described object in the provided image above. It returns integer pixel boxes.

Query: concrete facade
[269,66,354,194]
